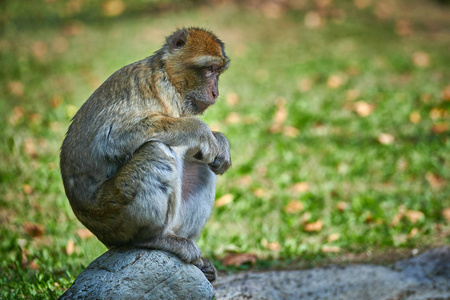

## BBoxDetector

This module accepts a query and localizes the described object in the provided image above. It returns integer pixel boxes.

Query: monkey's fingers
[195,257,217,283]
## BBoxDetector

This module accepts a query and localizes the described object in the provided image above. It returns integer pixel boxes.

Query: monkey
[60,27,231,282]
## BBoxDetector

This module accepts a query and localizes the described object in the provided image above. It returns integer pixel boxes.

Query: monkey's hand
[207,132,231,175]
[192,125,220,165]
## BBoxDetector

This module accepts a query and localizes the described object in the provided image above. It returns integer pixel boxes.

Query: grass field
[1,0,449,298]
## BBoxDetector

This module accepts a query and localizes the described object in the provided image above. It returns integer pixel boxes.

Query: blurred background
[0,0,449,298]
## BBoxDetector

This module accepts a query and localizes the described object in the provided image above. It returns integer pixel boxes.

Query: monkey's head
[163,27,230,116]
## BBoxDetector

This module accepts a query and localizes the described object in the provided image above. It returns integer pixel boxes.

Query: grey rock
[214,246,450,300]
[59,248,213,300]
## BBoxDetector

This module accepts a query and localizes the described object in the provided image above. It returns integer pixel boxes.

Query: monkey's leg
[96,142,201,263]
[173,160,218,281]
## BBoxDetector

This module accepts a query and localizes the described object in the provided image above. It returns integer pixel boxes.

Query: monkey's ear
[167,28,189,50]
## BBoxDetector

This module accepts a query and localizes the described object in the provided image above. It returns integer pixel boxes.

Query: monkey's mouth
[194,99,215,113]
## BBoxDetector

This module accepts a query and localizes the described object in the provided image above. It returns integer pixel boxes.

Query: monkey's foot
[195,257,217,282]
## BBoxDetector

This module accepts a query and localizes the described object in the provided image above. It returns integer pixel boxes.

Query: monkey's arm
[97,113,219,163]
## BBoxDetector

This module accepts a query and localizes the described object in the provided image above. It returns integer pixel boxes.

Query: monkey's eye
[206,66,214,73]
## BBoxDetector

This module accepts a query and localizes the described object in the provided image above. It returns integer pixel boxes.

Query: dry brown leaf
[215,194,234,207]
[23,222,45,238]
[221,253,257,267]
[22,184,34,195]
[431,123,448,134]
[442,208,450,222]
[321,245,341,253]
[442,85,450,101]
[337,201,349,212]
[261,239,281,251]
[304,219,323,232]
[261,2,285,19]
[346,89,361,101]
[77,228,94,239]
[283,126,299,138]
[409,227,419,238]
[298,78,313,92]
[29,113,42,125]
[31,41,48,60]
[327,233,340,242]
[327,75,344,89]
[412,51,430,67]
[375,1,393,19]
[63,22,84,36]
[304,11,322,28]
[8,81,24,97]
[24,138,38,159]
[284,200,304,214]
[405,210,424,224]
[65,239,75,255]
[353,0,371,9]
[290,182,309,194]
[253,188,266,197]
[353,101,375,117]
[50,95,63,108]
[225,112,241,124]
[426,172,445,188]
[396,20,413,36]
[102,0,126,16]
[300,212,312,224]
[429,108,446,120]
[226,93,239,106]
[409,111,421,124]
[9,106,25,126]
[378,133,395,145]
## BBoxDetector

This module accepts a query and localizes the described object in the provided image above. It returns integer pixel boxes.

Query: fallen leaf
[77,228,94,239]
[50,95,63,108]
[102,0,126,16]
[327,75,344,89]
[28,113,42,125]
[409,111,421,124]
[63,22,84,36]
[221,253,257,267]
[346,89,360,101]
[9,106,25,125]
[261,239,281,251]
[226,93,239,106]
[378,133,395,145]
[260,2,285,19]
[353,0,371,9]
[405,210,424,224]
[408,227,419,238]
[390,205,406,227]
[337,201,349,212]
[253,188,266,197]
[8,81,24,97]
[215,194,234,207]
[290,182,309,194]
[225,112,241,124]
[24,138,38,158]
[442,208,450,222]
[431,123,448,134]
[22,184,34,195]
[425,172,445,188]
[304,219,323,232]
[375,1,393,19]
[65,239,75,255]
[396,20,413,36]
[270,97,287,133]
[300,212,312,223]
[283,126,299,137]
[327,233,340,242]
[412,51,430,67]
[442,85,450,101]
[353,101,375,117]
[284,200,304,214]
[297,78,313,92]
[237,175,252,186]
[23,222,45,238]
[321,245,341,253]
[304,11,322,28]
[429,108,446,120]
[31,41,48,60]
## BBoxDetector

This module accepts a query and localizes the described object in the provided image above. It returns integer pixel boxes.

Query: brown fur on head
[162,27,230,115]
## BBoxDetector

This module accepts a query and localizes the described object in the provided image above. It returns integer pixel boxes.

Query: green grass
[1,0,449,298]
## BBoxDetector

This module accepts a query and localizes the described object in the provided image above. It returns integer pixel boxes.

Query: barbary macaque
[60,27,231,282]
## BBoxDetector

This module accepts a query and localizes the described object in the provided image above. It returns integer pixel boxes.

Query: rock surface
[59,248,213,300]
[214,246,450,300]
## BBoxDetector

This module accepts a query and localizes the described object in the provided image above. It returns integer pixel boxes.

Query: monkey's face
[164,28,230,116]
